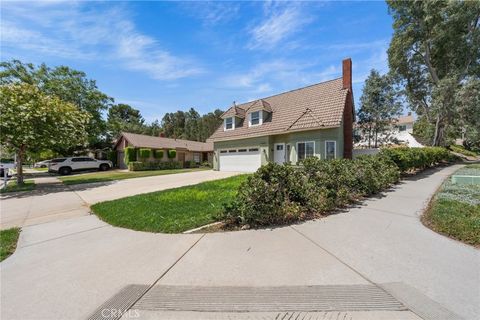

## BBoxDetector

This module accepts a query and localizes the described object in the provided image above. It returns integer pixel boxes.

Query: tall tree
[107,103,146,139]
[0,60,113,151]
[387,0,480,146]
[0,83,90,184]
[184,108,201,141]
[357,70,402,148]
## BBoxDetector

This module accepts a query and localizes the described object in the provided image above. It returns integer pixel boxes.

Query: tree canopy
[357,69,402,148]
[0,83,90,183]
[387,0,480,146]
[0,60,113,151]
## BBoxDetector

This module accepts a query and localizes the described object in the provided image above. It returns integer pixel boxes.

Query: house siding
[212,127,345,170]
[213,136,270,170]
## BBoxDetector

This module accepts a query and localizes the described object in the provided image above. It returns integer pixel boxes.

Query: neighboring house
[113,132,213,169]
[394,114,414,134]
[207,58,355,172]
[354,113,423,148]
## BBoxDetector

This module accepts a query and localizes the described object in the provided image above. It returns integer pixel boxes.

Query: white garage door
[219,148,261,172]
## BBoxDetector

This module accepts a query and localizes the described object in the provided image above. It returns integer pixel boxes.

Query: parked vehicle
[48,157,112,175]
[0,159,15,177]
[34,160,51,168]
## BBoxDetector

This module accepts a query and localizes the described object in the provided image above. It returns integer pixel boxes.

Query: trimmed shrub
[107,150,117,167]
[201,161,211,168]
[380,147,451,172]
[167,149,176,159]
[220,154,401,229]
[124,147,137,165]
[128,161,183,171]
[139,148,151,160]
[184,160,199,168]
[154,149,164,159]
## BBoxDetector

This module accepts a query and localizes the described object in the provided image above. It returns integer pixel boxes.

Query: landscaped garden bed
[422,164,480,247]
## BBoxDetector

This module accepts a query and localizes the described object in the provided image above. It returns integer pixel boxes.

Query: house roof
[396,115,415,125]
[116,132,213,152]
[221,105,245,119]
[208,78,350,142]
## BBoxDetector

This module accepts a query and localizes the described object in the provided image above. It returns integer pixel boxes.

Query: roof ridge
[236,77,344,108]
[121,132,209,145]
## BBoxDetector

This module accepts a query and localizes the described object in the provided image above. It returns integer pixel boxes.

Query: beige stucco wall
[212,126,345,170]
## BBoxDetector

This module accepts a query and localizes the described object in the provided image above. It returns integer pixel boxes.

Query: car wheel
[40,164,47,168]
[59,167,72,175]
[99,164,110,171]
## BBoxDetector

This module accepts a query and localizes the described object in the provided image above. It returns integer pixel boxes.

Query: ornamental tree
[0,83,90,184]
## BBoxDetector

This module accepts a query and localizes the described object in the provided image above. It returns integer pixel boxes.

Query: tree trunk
[374,129,378,148]
[432,114,441,146]
[16,145,26,185]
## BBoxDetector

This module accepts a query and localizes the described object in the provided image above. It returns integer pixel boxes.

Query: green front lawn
[91,175,248,233]
[59,167,210,185]
[0,180,36,193]
[423,164,480,247]
[0,228,20,261]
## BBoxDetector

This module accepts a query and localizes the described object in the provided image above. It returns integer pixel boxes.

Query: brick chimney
[342,58,353,159]
[342,58,352,90]
[159,132,165,138]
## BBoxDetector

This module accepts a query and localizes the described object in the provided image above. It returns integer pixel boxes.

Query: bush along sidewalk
[220,147,453,229]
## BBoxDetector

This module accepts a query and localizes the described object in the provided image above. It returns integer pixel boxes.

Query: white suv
[48,157,112,175]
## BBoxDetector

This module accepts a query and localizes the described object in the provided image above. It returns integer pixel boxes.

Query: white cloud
[248,4,312,50]
[0,2,203,80]
[182,2,240,26]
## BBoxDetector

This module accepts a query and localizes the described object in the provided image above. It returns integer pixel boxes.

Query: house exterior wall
[270,127,344,163]
[212,127,345,170]
[213,136,270,170]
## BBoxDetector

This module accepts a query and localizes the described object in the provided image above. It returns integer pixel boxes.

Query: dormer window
[249,111,262,127]
[224,117,234,131]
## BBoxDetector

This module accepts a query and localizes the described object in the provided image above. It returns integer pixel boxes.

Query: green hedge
[449,145,478,157]
[184,160,199,168]
[167,149,176,159]
[379,147,451,172]
[139,148,152,160]
[154,149,164,159]
[107,150,117,167]
[124,147,137,165]
[128,161,183,171]
[220,155,400,228]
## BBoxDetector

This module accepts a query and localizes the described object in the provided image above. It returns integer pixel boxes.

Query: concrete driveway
[1,165,479,320]
[0,170,239,229]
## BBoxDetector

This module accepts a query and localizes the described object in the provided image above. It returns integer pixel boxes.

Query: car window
[86,158,96,161]
[51,158,66,163]
[71,158,82,162]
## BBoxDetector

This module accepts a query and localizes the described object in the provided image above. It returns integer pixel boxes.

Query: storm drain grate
[133,284,406,312]
[87,284,149,320]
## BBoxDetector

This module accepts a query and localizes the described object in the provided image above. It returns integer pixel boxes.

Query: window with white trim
[249,111,262,126]
[325,141,336,160]
[193,153,200,163]
[297,141,314,161]
[224,117,234,130]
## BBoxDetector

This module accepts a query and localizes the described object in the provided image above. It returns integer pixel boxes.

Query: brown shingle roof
[208,78,349,142]
[221,105,245,119]
[118,132,213,152]
[396,115,415,124]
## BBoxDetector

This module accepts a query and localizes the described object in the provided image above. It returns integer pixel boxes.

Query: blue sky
[1,1,393,123]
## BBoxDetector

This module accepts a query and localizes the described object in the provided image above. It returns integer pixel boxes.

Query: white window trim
[296,141,315,162]
[248,111,263,127]
[224,117,234,131]
[325,140,337,159]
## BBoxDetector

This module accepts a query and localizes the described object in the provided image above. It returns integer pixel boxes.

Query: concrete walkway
[1,165,479,320]
[0,170,239,229]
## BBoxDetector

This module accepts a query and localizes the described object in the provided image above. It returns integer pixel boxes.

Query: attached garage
[219,147,261,172]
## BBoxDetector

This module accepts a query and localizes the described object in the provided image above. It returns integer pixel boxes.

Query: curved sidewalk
[1,165,478,320]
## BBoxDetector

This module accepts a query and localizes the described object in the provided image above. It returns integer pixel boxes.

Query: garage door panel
[219,150,261,172]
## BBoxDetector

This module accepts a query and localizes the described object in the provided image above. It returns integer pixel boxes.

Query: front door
[178,152,185,164]
[274,143,286,164]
